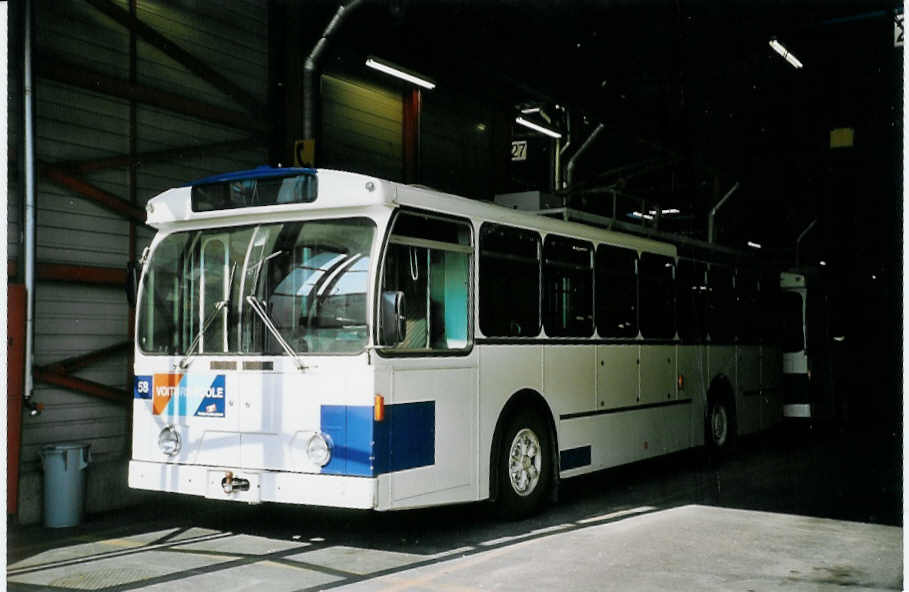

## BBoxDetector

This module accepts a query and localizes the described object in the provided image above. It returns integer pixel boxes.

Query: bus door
[374,211,477,508]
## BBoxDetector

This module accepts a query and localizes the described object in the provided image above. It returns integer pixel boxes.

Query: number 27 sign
[511,141,528,161]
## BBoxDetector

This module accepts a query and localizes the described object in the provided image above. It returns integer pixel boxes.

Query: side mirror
[380,290,406,345]
[125,261,139,307]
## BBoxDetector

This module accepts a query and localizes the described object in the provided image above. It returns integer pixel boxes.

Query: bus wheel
[706,395,735,453]
[497,411,551,519]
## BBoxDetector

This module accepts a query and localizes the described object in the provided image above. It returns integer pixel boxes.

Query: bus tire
[706,394,735,454]
[496,410,552,519]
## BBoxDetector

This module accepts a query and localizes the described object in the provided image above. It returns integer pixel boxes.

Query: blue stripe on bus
[559,445,592,470]
[320,402,435,477]
[320,405,375,476]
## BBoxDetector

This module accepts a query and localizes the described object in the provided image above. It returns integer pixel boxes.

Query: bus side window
[707,266,735,343]
[382,212,472,352]
[385,245,430,349]
[638,253,676,339]
[736,271,760,344]
[676,259,707,342]
[542,235,593,337]
[595,244,638,338]
[478,224,541,337]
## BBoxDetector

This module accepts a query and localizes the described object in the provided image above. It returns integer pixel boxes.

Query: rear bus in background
[129,167,784,517]
[779,270,838,423]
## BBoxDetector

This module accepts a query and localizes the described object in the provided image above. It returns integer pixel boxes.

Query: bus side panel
[677,345,707,447]
[736,345,762,435]
[384,357,478,509]
[596,344,639,409]
[477,344,544,501]
[639,345,676,404]
[761,346,783,429]
[559,412,650,477]
[544,345,596,417]
[559,402,691,478]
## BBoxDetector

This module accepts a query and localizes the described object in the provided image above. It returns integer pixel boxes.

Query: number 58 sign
[511,141,528,161]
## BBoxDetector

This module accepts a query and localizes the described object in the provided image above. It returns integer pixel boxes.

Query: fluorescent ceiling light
[520,107,541,114]
[515,116,562,139]
[747,241,762,249]
[365,57,436,90]
[769,39,803,69]
[630,211,655,221]
[648,208,681,216]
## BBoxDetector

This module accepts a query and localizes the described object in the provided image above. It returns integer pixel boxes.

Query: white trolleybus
[129,167,783,517]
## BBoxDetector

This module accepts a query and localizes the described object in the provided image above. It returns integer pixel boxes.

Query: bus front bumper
[128,460,377,509]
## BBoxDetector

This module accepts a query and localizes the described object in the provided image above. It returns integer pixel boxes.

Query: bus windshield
[138,218,375,356]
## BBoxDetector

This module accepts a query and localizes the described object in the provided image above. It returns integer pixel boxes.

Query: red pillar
[403,88,422,184]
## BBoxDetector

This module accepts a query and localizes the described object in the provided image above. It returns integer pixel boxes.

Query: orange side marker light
[374,394,385,422]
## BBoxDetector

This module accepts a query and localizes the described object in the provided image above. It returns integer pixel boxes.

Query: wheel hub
[711,405,728,446]
[508,428,542,497]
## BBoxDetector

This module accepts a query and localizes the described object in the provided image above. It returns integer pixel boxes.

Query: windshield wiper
[245,295,308,371]
[178,262,237,369]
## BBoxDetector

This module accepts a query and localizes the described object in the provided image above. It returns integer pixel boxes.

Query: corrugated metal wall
[422,91,494,199]
[13,0,270,523]
[320,73,403,181]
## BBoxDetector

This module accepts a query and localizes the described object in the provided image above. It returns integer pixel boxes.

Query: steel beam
[82,0,265,118]
[40,162,147,223]
[36,53,266,132]
[54,136,265,173]
[33,369,130,404]
[10,261,129,284]
[36,263,127,285]
[39,341,131,375]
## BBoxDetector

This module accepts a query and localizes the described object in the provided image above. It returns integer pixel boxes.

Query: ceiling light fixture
[747,241,762,249]
[515,116,562,139]
[365,56,436,90]
[769,39,803,69]
[520,107,541,114]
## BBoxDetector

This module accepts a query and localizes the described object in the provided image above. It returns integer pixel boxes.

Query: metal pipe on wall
[707,182,740,244]
[23,0,37,406]
[565,123,604,189]
[302,0,366,144]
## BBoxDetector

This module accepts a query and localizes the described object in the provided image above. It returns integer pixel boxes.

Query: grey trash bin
[39,443,91,528]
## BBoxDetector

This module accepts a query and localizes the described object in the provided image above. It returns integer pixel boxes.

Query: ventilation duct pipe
[707,182,740,244]
[23,0,37,407]
[555,111,571,190]
[565,123,605,189]
[303,0,366,144]
[795,219,817,267]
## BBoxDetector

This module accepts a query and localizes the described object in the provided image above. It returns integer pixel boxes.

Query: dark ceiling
[303,0,901,262]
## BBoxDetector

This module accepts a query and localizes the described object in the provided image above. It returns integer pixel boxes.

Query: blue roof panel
[184,166,317,187]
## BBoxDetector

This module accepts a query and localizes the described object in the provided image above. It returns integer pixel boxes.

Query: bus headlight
[306,433,332,467]
[158,425,182,456]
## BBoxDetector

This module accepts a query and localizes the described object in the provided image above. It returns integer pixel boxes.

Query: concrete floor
[7,425,902,591]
